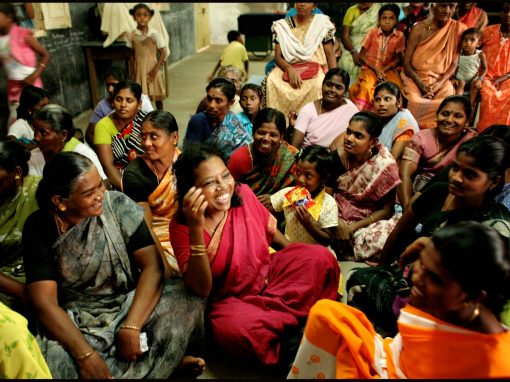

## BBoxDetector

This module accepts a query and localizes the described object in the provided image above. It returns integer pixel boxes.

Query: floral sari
[209,111,252,159]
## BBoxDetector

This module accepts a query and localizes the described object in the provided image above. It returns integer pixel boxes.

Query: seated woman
[264,3,336,122]
[289,68,358,150]
[122,110,181,277]
[94,80,147,190]
[401,3,466,129]
[0,141,40,310]
[185,77,251,158]
[328,111,400,262]
[170,143,340,367]
[228,108,298,209]
[373,81,419,161]
[22,152,205,378]
[477,3,510,132]
[237,83,262,136]
[456,2,488,30]
[397,95,477,209]
[289,221,510,379]
[6,85,48,149]
[28,104,107,181]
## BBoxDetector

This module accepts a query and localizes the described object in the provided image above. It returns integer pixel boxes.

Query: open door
[194,3,210,52]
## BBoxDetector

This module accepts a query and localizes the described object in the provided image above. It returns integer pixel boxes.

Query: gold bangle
[38,62,46,68]
[120,324,141,331]
[191,250,207,257]
[190,244,206,251]
[76,349,95,361]
[368,215,375,224]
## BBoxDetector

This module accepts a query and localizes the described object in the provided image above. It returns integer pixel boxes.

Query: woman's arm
[390,140,408,162]
[23,34,51,85]
[290,129,305,149]
[323,40,337,70]
[329,131,346,152]
[397,159,418,210]
[403,24,429,96]
[272,228,290,249]
[26,281,112,378]
[116,243,163,361]
[348,188,396,233]
[0,273,24,302]
[148,47,165,84]
[95,144,122,190]
[274,43,302,89]
[379,203,418,266]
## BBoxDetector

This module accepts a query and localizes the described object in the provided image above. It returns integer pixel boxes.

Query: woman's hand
[116,329,143,362]
[286,67,302,89]
[183,186,208,227]
[23,73,37,86]
[398,236,430,270]
[332,220,355,259]
[493,74,510,88]
[77,351,113,379]
[257,194,273,211]
[288,110,298,127]
[375,69,386,81]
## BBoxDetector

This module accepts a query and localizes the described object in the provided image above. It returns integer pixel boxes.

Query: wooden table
[82,41,134,107]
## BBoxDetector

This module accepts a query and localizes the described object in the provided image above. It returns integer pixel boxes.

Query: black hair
[252,107,286,135]
[432,221,510,316]
[349,111,383,138]
[437,95,471,122]
[296,145,332,180]
[0,140,30,176]
[323,68,350,90]
[129,3,154,17]
[16,85,49,121]
[33,104,75,143]
[143,110,178,135]
[227,30,241,43]
[480,125,510,145]
[206,77,236,101]
[240,83,262,99]
[36,152,94,210]
[461,27,482,40]
[104,66,127,82]
[112,80,142,101]
[374,81,401,102]
[378,3,401,19]
[173,143,242,221]
[456,135,509,197]
[0,3,16,21]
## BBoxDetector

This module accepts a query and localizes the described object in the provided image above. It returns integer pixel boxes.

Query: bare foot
[175,355,206,378]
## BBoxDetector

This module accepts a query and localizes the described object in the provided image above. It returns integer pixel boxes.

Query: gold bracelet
[191,250,207,257]
[38,62,46,68]
[76,349,95,361]
[190,244,206,251]
[120,324,141,331]
[368,215,375,224]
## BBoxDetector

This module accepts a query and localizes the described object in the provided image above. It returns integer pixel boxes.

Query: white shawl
[272,14,335,64]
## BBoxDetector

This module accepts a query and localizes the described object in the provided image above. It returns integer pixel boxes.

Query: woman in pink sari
[170,143,340,369]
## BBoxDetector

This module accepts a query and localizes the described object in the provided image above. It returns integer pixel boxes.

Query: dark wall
[160,3,196,64]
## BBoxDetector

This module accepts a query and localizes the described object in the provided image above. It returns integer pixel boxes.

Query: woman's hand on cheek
[116,329,143,362]
[183,186,208,227]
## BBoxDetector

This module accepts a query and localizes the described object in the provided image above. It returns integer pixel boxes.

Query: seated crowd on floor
[2,1,510,379]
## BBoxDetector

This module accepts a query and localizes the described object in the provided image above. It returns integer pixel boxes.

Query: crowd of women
[1,1,510,379]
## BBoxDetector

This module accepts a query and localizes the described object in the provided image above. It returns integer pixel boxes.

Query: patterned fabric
[401,19,466,129]
[264,14,335,121]
[378,109,419,152]
[111,110,146,170]
[236,111,253,136]
[349,69,403,111]
[338,4,381,85]
[478,25,510,132]
[209,111,252,158]
[333,144,401,260]
[0,301,51,378]
[288,300,510,379]
[35,191,205,378]
[0,175,40,306]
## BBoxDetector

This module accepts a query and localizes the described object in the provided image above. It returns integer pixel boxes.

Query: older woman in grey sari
[22,152,205,379]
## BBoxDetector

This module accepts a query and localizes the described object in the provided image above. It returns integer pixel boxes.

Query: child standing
[208,30,249,82]
[349,3,405,111]
[127,3,166,110]
[237,83,261,136]
[0,3,50,126]
[270,145,338,250]
[453,28,487,121]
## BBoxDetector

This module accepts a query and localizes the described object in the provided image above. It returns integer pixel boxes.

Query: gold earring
[14,175,20,180]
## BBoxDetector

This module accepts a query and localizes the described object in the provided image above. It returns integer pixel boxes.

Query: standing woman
[185,77,251,159]
[123,110,181,277]
[477,3,510,132]
[373,81,419,161]
[289,68,358,150]
[264,2,337,122]
[94,80,146,190]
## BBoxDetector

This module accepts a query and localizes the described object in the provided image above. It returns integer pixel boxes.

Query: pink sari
[170,184,340,365]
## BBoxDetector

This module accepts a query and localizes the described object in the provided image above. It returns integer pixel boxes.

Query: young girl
[0,3,50,126]
[349,3,405,111]
[127,3,166,110]
[453,28,487,121]
[237,83,261,136]
[270,145,338,249]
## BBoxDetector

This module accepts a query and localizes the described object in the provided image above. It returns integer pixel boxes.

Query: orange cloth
[401,19,466,129]
[458,6,487,29]
[288,300,510,379]
[477,24,510,132]
[349,68,403,111]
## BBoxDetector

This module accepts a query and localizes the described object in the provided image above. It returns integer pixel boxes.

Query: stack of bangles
[190,244,207,257]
